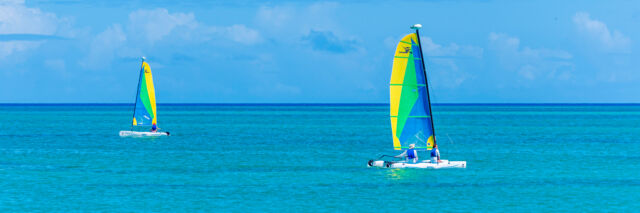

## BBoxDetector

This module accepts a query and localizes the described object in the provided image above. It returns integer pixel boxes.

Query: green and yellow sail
[390,33,434,151]
[131,58,157,127]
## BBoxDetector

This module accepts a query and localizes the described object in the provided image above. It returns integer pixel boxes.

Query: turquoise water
[1,104,640,212]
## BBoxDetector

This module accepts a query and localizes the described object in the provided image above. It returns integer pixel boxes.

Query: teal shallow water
[1,104,640,212]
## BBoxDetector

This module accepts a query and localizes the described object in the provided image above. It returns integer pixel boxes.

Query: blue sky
[1,0,639,103]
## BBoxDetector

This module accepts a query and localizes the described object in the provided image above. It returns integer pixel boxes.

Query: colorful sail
[132,59,157,127]
[390,33,434,151]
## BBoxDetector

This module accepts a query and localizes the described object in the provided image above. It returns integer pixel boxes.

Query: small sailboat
[368,24,465,169]
[119,57,169,137]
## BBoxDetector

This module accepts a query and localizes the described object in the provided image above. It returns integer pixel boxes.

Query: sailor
[395,144,418,163]
[151,123,158,132]
[430,144,442,164]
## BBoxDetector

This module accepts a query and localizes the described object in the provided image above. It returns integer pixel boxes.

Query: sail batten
[389,33,434,151]
[131,60,157,127]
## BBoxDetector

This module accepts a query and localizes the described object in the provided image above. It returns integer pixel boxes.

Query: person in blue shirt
[430,144,442,164]
[395,144,418,163]
[151,123,158,133]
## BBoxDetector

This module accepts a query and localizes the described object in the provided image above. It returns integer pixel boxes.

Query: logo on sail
[399,46,411,54]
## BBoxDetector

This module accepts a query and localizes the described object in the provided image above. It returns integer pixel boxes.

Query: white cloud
[206,24,263,45]
[125,8,262,46]
[0,0,24,4]
[0,0,67,60]
[429,58,472,88]
[489,33,572,59]
[421,36,483,58]
[518,65,536,80]
[307,2,339,17]
[82,24,127,69]
[0,41,40,59]
[254,2,341,39]
[0,4,57,34]
[256,5,293,29]
[127,8,197,44]
[573,12,630,52]
[489,32,574,80]
[82,8,264,68]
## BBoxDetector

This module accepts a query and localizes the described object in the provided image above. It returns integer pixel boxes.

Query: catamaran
[119,57,169,137]
[368,24,465,169]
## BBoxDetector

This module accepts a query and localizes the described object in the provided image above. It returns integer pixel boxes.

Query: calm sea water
[1,104,639,212]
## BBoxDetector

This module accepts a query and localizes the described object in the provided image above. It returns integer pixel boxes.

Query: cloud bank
[573,12,631,53]
[0,0,69,60]
[303,30,358,53]
[489,32,573,80]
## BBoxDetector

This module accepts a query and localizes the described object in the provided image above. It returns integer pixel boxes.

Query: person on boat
[395,144,418,163]
[431,144,442,164]
[151,124,158,133]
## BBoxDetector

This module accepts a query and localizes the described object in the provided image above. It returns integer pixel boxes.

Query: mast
[130,56,145,130]
[412,24,437,147]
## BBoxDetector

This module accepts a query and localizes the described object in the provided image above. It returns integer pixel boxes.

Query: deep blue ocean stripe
[2,103,640,106]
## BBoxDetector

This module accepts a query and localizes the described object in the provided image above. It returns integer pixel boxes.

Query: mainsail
[390,30,435,151]
[131,58,157,127]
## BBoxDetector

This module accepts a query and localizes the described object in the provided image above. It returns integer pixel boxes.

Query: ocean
[1,104,639,212]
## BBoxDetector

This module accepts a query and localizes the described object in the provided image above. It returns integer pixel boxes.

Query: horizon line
[3,102,640,106]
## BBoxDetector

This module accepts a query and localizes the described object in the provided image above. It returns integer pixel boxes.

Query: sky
[0,0,639,103]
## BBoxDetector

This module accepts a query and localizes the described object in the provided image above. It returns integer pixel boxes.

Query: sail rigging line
[445,133,456,157]
[446,133,455,145]
[130,58,145,130]
[414,27,437,147]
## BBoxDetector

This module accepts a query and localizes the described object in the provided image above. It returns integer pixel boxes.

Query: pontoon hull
[119,131,168,137]
[368,159,466,169]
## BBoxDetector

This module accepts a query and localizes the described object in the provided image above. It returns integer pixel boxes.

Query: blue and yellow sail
[132,58,157,127]
[390,33,434,151]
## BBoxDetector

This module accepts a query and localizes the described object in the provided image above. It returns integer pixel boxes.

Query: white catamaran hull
[119,131,168,137]
[368,159,466,169]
